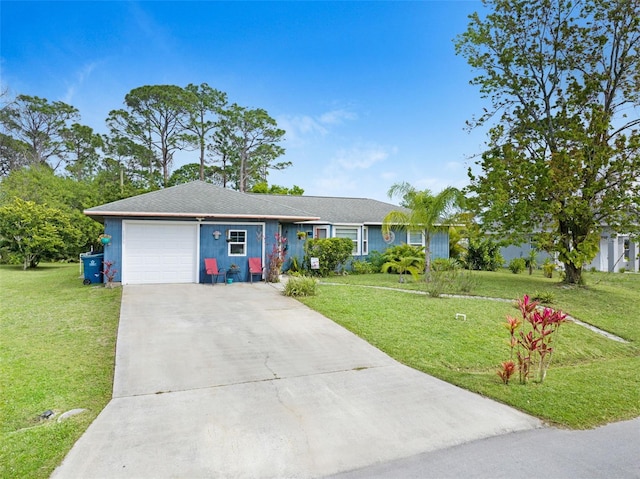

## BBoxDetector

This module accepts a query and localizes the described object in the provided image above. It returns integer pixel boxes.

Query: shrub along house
[84,181,450,285]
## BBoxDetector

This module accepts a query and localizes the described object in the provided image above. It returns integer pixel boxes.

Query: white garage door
[123,222,198,285]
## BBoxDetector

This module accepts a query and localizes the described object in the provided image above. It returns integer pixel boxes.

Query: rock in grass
[57,408,87,422]
[39,410,55,420]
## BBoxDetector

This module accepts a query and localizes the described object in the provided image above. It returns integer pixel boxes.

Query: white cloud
[311,143,396,197]
[380,170,398,181]
[333,145,392,170]
[278,114,328,147]
[63,61,99,104]
[314,173,357,195]
[278,108,357,147]
[319,108,358,125]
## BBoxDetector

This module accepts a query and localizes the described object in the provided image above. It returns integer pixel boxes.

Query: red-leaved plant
[103,260,118,288]
[500,294,567,384]
[497,360,516,385]
[267,233,287,282]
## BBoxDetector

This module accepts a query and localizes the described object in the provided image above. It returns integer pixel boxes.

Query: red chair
[248,257,264,283]
[204,258,226,285]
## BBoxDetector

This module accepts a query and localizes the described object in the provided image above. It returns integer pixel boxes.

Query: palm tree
[382,182,460,278]
[381,255,423,283]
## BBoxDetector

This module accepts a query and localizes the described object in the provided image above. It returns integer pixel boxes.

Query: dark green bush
[304,238,354,276]
[464,237,504,271]
[350,259,377,274]
[367,250,385,271]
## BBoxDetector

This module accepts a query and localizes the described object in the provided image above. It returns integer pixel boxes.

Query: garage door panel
[123,222,198,284]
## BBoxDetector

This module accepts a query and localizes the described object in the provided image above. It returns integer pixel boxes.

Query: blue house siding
[103,218,123,283]
[281,223,307,269]
[429,231,450,260]
[199,222,268,283]
[278,224,450,272]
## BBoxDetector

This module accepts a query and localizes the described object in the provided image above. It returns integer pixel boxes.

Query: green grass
[300,270,640,428]
[0,264,121,479]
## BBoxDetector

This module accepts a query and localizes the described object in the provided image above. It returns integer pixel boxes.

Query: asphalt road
[327,417,640,479]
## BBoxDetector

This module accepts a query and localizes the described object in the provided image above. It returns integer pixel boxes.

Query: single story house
[500,229,639,273]
[84,181,450,285]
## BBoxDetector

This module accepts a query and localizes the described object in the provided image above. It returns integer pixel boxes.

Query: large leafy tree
[211,104,288,192]
[0,166,102,259]
[107,85,191,187]
[382,182,460,277]
[0,95,79,172]
[0,197,82,269]
[456,0,640,284]
[181,83,227,181]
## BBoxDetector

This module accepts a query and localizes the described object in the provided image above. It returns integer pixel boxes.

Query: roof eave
[83,210,319,222]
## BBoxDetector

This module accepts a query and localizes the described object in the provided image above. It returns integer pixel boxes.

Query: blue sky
[1,1,489,202]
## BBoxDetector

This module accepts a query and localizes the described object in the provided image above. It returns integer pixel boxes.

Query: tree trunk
[563,261,582,285]
[424,230,431,281]
[199,141,205,181]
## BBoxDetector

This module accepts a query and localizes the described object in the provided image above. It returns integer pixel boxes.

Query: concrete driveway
[52,283,541,478]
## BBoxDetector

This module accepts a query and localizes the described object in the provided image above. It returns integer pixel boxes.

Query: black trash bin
[81,253,104,285]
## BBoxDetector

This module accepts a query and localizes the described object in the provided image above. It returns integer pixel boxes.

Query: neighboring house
[84,181,450,285]
[586,229,639,273]
[500,229,639,273]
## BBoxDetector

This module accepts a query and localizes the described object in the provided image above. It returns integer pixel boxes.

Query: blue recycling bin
[82,253,104,285]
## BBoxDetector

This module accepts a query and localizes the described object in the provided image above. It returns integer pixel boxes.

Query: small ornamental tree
[103,260,118,287]
[267,233,287,282]
[381,255,423,283]
[500,295,568,384]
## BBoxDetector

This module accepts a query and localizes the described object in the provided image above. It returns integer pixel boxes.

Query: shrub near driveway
[0,264,121,479]
[299,276,640,428]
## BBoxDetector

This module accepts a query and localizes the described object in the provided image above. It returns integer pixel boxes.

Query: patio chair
[204,258,226,285]
[248,257,264,283]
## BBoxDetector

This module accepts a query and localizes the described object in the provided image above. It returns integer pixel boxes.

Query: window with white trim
[362,226,369,255]
[228,230,247,256]
[408,230,424,247]
[335,227,359,255]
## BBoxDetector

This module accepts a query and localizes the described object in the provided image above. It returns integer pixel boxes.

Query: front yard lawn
[300,270,640,428]
[1,265,638,478]
[0,264,121,479]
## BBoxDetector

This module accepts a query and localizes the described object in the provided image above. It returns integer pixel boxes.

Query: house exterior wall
[500,242,552,267]
[103,218,453,283]
[103,218,123,283]
[427,231,450,260]
[199,221,271,283]
[280,223,450,272]
[586,231,640,272]
[104,218,275,284]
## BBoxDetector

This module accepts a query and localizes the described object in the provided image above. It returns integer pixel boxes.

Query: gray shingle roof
[84,181,318,221]
[247,193,405,224]
[84,181,405,224]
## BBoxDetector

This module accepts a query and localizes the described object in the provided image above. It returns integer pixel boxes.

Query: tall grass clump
[283,276,318,297]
